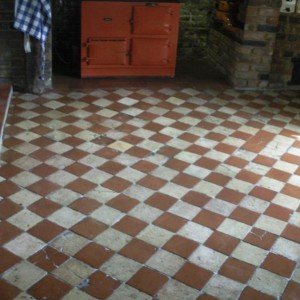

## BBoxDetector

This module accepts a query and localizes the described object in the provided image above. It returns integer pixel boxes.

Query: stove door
[86,39,129,66]
[131,38,170,66]
[133,5,173,35]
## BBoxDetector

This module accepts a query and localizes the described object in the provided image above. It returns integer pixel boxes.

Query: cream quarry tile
[4,233,45,259]
[71,110,92,119]
[47,170,77,186]
[151,166,179,181]
[94,228,132,251]
[184,165,211,179]
[204,116,223,125]
[108,284,151,300]
[234,149,257,161]
[48,188,81,206]
[195,138,218,149]
[52,258,95,286]
[82,169,112,185]
[45,131,71,142]
[159,183,189,199]
[156,279,199,300]
[3,261,46,290]
[249,269,288,298]
[90,206,124,226]
[288,174,300,186]
[222,136,245,148]
[272,237,300,261]
[204,150,230,162]
[45,142,72,154]
[212,126,235,136]
[289,212,300,227]
[74,130,97,141]
[15,292,36,300]
[256,177,285,192]
[132,128,155,139]
[62,288,98,300]
[13,142,40,155]
[160,127,183,138]
[136,224,173,247]
[215,164,240,178]
[138,140,162,152]
[48,207,85,228]
[144,153,168,166]
[178,222,213,244]
[100,254,141,281]
[89,89,109,98]
[174,151,201,164]
[42,92,63,100]
[189,245,227,272]
[108,141,132,152]
[254,215,287,235]
[240,196,269,214]
[123,107,143,117]
[17,111,39,120]
[146,249,185,276]
[77,142,101,153]
[217,219,251,239]
[188,127,209,137]
[45,155,74,169]
[129,203,163,223]
[117,168,145,183]
[292,267,300,284]
[46,120,69,130]
[79,154,106,167]
[9,189,42,207]
[115,88,132,97]
[272,193,300,210]
[273,160,298,174]
[159,88,176,96]
[142,96,160,105]
[12,156,41,170]
[166,96,185,105]
[194,181,223,198]
[51,232,89,256]
[118,97,138,106]
[225,179,253,194]
[166,139,192,150]
[169,201,201,220]
[147,106,168,116]
[11,171,41,187]
[204,198,236,217]
[67,92,86,99]
[73,120,92,129]
[86,186,118,204]
[238,125,259,135]
[232,242,268,266]
[179,116,199,126]
[8,209,43,230]
[18,93,39,101]
[203,275,244,300]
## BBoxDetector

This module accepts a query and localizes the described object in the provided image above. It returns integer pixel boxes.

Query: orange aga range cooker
[81,1,181,78]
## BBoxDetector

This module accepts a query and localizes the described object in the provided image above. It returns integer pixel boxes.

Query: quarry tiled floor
[0,86,300,299]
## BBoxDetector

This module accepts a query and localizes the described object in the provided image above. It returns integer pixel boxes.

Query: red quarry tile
[175,262,213,289]
[244,228,277,250]
[282,224,300,243]
[281,184,300,199]
[195,157,220,170]
[249,186,277,202]
[138,175,167,190]
[236,170,261,184]
[282,281,300,300]
[193,210,225,229]
[163,235,198,259]
[0,247,21,274]
[127,267,168,296]
[107,194,139,213]
[28,247,69,272]
[264,204,292,222]
[219,258,256,283]
[31,164,58,178]
[214,143,237,154]
[28,180,60,197]
[99,161,126,175]
[205,172,231,186]
[0,181,20,197]
[230,207,260,225]
[225,156,248,169]
[182,191,210,208]
[29,198,61,217]
[75,243,114,268]
[64,149,88,161]
[28,220,65,242]
[205,231,240,255]
[64,163,91,177]
[216,188,245,205]
[82,271,120,299]
[164,158,189,172]
[113,215,148,236]
[154,212,187,232]
[266,169,291,182]
[0,279,20,300]
[0,164,22,179]
[172,173,199,188]
[28,275,71,300]
[132,160,158,173]
[243,130,275,153]
[120,238,157,263]
[69,197,101,215]
[66,178,97,194]
[71,218,107,239]
[240,287,275,299]
[261,253,296,278]
[0,221,22,245]
[102,177,131,193]
[253,155,276,167]
[0,199,22,220]
[145,192,177,211]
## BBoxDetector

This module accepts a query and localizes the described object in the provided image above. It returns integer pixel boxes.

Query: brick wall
[208,0,281,89]
[0,0,26,89]
[270,13,300,87]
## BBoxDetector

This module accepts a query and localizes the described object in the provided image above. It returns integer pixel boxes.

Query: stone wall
[208,0,281,89]
[270,13,300,87]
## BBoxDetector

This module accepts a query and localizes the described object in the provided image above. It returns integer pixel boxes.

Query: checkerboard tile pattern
[0,87,300,299]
